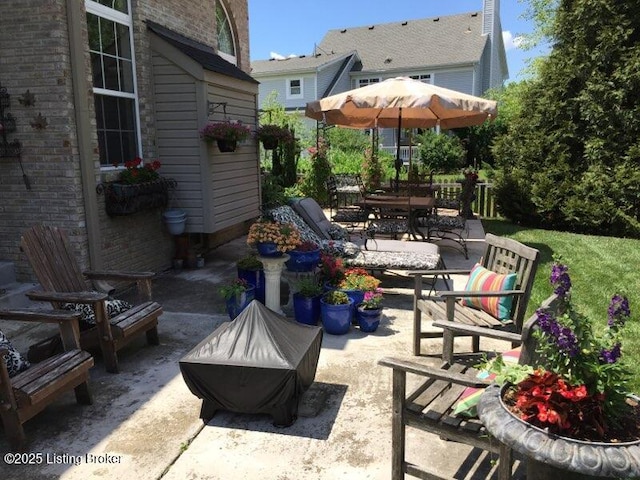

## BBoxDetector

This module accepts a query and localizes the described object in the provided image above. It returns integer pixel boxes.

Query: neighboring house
[251,0,507,150]
[0,0,260,283]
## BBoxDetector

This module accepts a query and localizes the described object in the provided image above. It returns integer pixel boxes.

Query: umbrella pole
[395,108,402,192]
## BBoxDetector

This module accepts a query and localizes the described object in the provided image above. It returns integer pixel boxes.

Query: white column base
[259,254,290,315]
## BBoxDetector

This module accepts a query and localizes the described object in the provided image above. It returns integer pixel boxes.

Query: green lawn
[483,219,640,393]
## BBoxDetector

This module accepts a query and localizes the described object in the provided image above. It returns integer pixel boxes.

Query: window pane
[103,55,119,90]
[216,3,235,56]
[90,52,104,88]
[95,94,137,166]
[87,13,100,51]
[115,23,131,59]
[89,0,128,14]
[119,59,134,93]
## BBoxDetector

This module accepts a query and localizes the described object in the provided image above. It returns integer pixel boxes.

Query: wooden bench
[0,309,94,451]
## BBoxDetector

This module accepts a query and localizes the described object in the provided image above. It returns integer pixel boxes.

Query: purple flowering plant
[487,259,635,440]
[531,260,634,432]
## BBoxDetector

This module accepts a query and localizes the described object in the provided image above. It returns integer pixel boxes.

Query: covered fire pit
[180,301,323,427]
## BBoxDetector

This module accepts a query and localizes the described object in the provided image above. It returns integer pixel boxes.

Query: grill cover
[180,300,323,426]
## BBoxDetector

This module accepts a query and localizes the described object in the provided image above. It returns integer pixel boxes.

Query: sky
[248,0,546,83]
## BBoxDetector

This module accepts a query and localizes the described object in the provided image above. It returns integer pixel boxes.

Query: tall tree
[493,0,640,236]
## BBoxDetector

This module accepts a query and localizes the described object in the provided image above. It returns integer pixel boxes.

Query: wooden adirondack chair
[0,309,94,451]
[20,224,162,373]
[412,233,540,361]
[379,294,562,480]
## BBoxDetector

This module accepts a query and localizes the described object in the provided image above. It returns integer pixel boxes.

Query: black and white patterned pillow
[62,298,133,325]
[267,206,324,245]
[0,330,30,377]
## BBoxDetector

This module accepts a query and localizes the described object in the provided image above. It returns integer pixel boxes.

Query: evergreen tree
[493,0,640,236]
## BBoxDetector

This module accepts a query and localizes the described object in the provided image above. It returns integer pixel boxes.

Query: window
[357,78,380,88]
[216,2,236,65]
[409,74,432,83]
[86,0,140,167]
[287,78,303,99]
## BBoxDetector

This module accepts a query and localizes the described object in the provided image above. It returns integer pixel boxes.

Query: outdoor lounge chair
[378,294,562,480]
[20,225,162,373]
[268,202,441,272]
[412,233,540,360]
[0,309,94,451]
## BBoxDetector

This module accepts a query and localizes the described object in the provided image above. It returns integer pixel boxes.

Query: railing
[379,145,421,164]
[433,181,497,218]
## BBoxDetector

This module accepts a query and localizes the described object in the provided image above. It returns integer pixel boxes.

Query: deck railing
[433,181,497,218]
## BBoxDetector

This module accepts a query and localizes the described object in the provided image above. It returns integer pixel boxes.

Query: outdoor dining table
[357,195,436,240]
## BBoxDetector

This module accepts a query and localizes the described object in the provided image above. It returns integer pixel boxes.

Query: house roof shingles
[251,51,357,75]
[317,12,487,73]
[146,20,258,84]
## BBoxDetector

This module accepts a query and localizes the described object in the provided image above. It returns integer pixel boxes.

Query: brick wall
[0,0,252,282]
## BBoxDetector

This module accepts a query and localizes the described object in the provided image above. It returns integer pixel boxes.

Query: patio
[0,219,526,480]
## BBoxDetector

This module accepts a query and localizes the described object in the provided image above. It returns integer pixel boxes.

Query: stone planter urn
[478,383,640,480]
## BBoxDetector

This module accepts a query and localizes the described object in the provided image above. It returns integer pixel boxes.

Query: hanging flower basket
[216,139,237,152]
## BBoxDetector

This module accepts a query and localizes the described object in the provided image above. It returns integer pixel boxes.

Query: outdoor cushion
[460,263,517,320]
[62,298,133,325]
[0,329,30,377]
[452,347,521,417]
[268,206,324,245]
[344,249,439,270]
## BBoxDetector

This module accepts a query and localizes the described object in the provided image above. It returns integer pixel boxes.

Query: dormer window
[216,2,236,65]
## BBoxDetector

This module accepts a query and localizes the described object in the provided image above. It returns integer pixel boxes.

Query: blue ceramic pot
[256,242,282,257]
[237,267,265,304]
[324,283,365,322]
[285,248,320,272]
[293,293,321,326]
[225,285,255,319]
[320,296,354,335]
[356,306,382,333]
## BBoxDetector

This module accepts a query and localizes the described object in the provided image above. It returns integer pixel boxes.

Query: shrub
[416,130,466,173]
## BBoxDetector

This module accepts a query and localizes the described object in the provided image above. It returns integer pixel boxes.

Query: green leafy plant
[236,255,263,271]
[295,278,323,298]
[219,278,251,301]
[113,157,161,184]
[339,268,381,291]
[200,121,251,142]
[322,290,350,305]
[416,130,466,173]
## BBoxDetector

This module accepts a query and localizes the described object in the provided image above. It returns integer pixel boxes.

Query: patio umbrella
[305,76,498,188]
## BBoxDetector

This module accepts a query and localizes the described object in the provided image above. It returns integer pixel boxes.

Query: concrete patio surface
[0,220,525,480]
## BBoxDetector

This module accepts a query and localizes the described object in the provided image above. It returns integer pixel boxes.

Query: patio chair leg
[498,444,513,480]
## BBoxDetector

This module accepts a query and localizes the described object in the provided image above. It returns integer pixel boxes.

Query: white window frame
[286,78,303,99]
[216,1,237,65]
[409,74,433,84]
[86,0,142,169]
[356,77,381,88]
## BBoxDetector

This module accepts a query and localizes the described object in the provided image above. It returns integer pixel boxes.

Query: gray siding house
[251,0,507,147]
[0,0,259,283]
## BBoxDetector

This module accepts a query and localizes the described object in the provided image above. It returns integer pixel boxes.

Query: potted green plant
[255,124,293,150]
[200,120,252,152]
[320,290,353,335]
[219,278,255,319]
[246,219,301,257]
[293,277,323,326]
[236,255,264,304]
[356,288,384,333]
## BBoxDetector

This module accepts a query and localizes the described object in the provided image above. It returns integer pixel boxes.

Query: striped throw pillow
[461,263,517,320]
